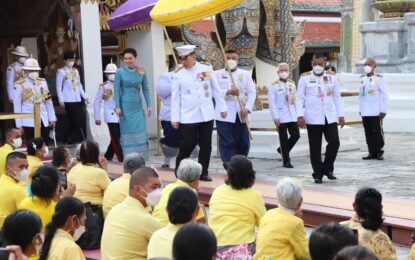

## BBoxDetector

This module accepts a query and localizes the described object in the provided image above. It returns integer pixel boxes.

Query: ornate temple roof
[292,0,342,13]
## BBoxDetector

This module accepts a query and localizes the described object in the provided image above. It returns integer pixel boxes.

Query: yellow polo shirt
[254,208,309,260]
[152,179,205,225]
[208,184,266,247]
[18,196,57,230]
[0,144,14,176]
[47,229,85,260]
[27,155,43,176]
[101,196,163,260]
[67,164,111,205]
[102,173,130,218]
[147,223,182,259]
[0,175,28,228]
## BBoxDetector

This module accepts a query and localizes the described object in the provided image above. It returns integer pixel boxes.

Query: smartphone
[58,169,68,190]
[0,248,10,260]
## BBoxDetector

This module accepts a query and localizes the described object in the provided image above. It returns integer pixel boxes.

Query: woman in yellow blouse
[342,187,397,260]
[22,137,47,190]
[40,197,86,260]
[255,177,309,260]
[209,155,266,258]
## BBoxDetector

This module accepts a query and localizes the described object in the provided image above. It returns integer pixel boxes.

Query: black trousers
[23,125,50,146]
[105,123,123,162]
[64,102,86,142]
[175,120,214,177]
[306,119,340,177]
[278,122,300,164]
[362,116,384,155]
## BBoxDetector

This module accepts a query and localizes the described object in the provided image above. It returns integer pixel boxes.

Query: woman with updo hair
[342,187,397,260]
[26,137,47,178]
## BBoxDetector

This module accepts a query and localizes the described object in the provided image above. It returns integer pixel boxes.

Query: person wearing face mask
[0,152,28,229]
[214,50,256,167]
[13,57,56,146]
[26,137,47,178]
[0,128,22,176]
[6,46,29,104]
[94,61,123,162]
[40,197,86,260]
[52,146,74,190]
[101,166,163,260]
[360,58,388,161]
[296,54,345,184]
[268,63,300,168]
[56,51,89,144]
[1,210,43,259]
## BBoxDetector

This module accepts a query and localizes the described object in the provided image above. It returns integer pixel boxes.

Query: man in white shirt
[296,54,345,183]
[268,63,300,168]
[7,46,28,104]
[359,58,388,160]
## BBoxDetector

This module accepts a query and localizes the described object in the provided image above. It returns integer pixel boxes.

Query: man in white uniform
[359,58,388,160]
[13,57,57,145]
[7,46,29,103]
[296,54,345,184]
[171,45,228,181]
[94,62,123,162]
[268,63,300,168]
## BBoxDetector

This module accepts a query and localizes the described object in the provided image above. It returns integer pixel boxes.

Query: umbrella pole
[163,26,179,67]
[210,16,252,140]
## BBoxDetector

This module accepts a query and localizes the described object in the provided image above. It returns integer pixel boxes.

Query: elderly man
[268,63,300,168]
[102,153,145,217]
[360,58,388,160]
[0,128,22,176]
[153,159,206,225]
[171,45,228,181]
[101,166,163,260]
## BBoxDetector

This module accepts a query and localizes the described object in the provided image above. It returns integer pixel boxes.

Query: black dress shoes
[312,173,323,184]
[362,154,377,160]
[200,175,212,182]
[283,162,294,168]
[325,171,337,180]
[376,154,384,160]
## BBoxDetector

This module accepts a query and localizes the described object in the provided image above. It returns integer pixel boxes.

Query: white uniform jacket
[156,72,174,122]
[6,62,24,102]
[214,68,256,123]
[171,62,227,124]
[56,66,88,103]
[268,79,297,124]
[13,78,57,128]
[359,73,388,117]
[296,71,344,125]
[94,81,119,123]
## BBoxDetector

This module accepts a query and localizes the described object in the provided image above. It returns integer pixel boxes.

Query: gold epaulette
[301,71,311,77]
[375,73,383,78]
[174,67,183,73]
[288,79,295,83]
[16,79,25,84]
[200,61,211,66]
[271,80,279,85]
[99,82,106,87]
[326,70,336,75]
[37,78,45,81]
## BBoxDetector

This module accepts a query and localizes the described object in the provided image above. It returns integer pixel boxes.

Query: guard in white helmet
[13,57,57,145]
[7,46,29,103]
[94,62,123,162]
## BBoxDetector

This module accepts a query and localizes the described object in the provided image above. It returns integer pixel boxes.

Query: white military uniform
[214,68,256,122]
[13,78,57,128]
[6,62,25,102]
[296,71,344,124]
[157,71,174,121]
[56,66,88,103]
[94,81,119,123]
[171,61,227,123]
[268,79,297,123]
[359,73,388,116]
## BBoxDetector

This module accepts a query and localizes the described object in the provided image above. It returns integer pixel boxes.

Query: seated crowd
[0,134,413,260]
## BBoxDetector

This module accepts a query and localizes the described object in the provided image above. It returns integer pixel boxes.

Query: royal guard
[7,46,29,103]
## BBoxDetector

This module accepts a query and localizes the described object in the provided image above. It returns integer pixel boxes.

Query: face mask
[364,65,373,74]
[12,137,22,148]
[313,65,324,75]
[141,186,162,207]
[17,169,29,182]
[73,217,86,241]
[107,74,115,81]
[44,146,49,156]
[227,59,238,70]
[28,72,39,81]
[35,233,44,254]
[278,72,289,80]
[66,61,75,68]
[18,57,26,64]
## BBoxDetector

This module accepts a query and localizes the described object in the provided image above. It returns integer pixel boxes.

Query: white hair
[177,159,202,183]
[275,177,302,212]
[278,62,289,70]
[123,153,145,174]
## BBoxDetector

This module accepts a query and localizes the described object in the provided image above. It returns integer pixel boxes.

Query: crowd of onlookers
[0,128,414,260]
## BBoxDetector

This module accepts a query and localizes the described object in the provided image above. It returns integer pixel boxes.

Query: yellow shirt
[102,173,130,218]
[67,164,111,205]
[18,196,56,230]
[209,184,266,247]
[0,175,28,228]
[153,179,205,225]
[101,196,163,260]
[410,243,415,260]
[147,223,182,259]
[254,208,309,260]
[0,144,14,176]
[47,229,85,260]
[27,155,43,176]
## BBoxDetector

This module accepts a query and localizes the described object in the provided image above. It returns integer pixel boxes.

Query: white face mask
[28,72,39,81]
[141,186,162,207]
[227,59,238,70]
[18,57,26,64]
[313,65,325,75]
[278,72,289,80]
[73,217,86,241]
[107,74,115,82]
[364,65,373,74]
[66,61,75,68]
[12,137,22,148]
[17,169,29,182]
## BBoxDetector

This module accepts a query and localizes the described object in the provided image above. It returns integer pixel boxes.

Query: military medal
[317,86,324,100]
[238,74,243,82]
